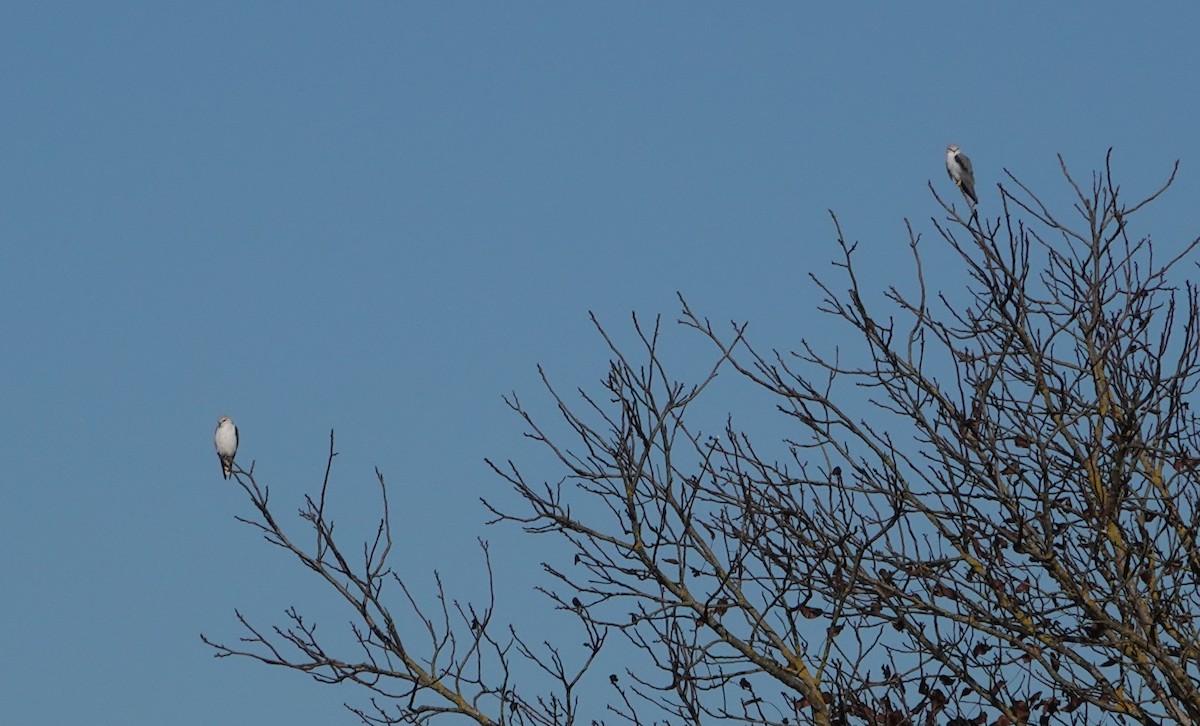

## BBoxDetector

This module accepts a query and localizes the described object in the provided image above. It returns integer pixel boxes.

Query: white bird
[945,144,978,206]
[214,416,239,479]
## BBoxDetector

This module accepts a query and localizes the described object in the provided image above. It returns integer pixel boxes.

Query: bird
[945,144,978,206]
[214,416,239,479]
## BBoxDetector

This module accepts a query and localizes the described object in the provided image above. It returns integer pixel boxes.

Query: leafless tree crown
[205,153,1200,726]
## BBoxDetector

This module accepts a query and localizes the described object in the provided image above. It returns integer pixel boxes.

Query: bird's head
[947,144,960,154]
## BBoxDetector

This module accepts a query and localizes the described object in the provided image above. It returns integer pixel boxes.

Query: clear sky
[3,4,1199,724]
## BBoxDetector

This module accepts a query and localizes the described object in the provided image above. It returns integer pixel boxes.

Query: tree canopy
[205,153,1200,726]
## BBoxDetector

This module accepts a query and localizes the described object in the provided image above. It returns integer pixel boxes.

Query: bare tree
[205,152,1200,725]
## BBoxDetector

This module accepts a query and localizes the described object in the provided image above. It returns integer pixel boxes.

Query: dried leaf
[798,604,823,619]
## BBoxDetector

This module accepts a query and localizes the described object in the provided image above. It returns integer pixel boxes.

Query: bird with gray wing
[214,415,238,479]
[945,144,978,206]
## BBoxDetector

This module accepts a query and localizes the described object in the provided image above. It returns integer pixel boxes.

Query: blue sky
[3,4,1199,723]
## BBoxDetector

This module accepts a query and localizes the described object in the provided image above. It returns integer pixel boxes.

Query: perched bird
[214,416,239,479]
[945,144,978,205]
